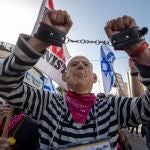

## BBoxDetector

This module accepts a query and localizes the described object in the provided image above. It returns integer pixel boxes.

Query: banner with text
[34,45,70,89]
[32,0,71,90]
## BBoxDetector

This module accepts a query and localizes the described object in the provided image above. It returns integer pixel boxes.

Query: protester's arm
[0,34,47,120]
[105,16,150,64]
[128,58,144,97]
[0,10,72,120]
[105,16,150,127]
[28,10,72,53]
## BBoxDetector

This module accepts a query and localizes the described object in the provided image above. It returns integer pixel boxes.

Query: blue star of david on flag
[41,75,56,93]
[100,44,116,94]
[101,58,112,76]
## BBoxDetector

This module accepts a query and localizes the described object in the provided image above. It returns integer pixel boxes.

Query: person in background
[130,126,138,136]
[0,10,150,150]
[128,58,142,137]
[0,101,39,150]
[128,58,150,149]
[128,58,144,97]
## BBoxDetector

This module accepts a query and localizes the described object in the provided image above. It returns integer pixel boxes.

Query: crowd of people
[0,9,150,150]
[0,100,39,150]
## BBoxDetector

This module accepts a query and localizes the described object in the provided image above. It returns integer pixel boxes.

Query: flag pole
[109,60,122,95]
[31,0,46,36]
[2,106,14,138]
[126,70,131,97]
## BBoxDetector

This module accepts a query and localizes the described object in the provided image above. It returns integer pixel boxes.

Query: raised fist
[42,10,73,34]
[104,15,137,40]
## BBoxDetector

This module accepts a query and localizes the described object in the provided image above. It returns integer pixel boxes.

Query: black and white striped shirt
[0,34,150,150]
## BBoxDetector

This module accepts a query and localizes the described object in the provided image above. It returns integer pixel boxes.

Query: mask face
[64,56,97,93]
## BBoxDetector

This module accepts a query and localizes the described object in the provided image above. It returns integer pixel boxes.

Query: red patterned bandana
[0,112,25,136]
[65,91,96,124]
[8,112,25,133]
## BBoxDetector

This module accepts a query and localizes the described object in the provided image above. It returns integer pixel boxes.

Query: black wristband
[130,72,138,76]
[34,22,66,47]
[111,27,148,50]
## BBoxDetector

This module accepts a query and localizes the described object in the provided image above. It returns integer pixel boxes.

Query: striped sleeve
[0,34,48,120]
[108,64,150,127]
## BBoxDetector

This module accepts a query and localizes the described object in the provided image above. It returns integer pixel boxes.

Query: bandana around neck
[65,91,96,124]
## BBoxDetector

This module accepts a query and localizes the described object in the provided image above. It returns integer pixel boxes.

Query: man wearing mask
[0,10,150,150]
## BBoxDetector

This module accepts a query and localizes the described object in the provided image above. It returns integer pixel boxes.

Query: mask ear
[93,73,97,83]
[62,72,66,82]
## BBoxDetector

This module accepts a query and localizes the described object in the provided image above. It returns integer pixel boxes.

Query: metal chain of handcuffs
[63,27,148,50]
[64,37,110,45]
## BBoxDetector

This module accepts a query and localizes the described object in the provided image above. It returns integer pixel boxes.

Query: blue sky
[0,0,150,93]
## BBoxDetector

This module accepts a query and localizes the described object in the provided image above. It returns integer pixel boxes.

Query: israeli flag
[100,44,116,94]
[41,75,56,93]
